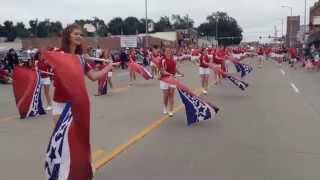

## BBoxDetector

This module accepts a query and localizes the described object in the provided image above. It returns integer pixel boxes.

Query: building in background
[307,1,320,47]
[286,16,300,47]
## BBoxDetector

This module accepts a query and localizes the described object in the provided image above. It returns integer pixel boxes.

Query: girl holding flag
[151,45,161,79]
[199,49,211,95]
[52,24,114,125]
[160,48,184,117]
[128,49,137,86]
[36,52,53,111]
[101,50,114,89]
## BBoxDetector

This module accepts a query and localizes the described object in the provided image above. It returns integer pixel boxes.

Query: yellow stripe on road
[93,86,207,170]
[110,87,129,93]
[92,148,109,168]
[0,116,18,123]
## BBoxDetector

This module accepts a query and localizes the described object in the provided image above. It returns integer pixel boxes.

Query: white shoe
[169,112,174,117]
[163,108,168,115]
[45,106,52,111]
[91,163,96,177]
[203,90,208,95]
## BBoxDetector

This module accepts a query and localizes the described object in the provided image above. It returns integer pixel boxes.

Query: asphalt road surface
[1,57,320,180]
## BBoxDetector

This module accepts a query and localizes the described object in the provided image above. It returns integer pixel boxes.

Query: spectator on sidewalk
[4,49,20,73]
[120,48,129,69]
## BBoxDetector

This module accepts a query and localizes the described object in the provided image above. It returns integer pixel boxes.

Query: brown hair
[61,24,83,55]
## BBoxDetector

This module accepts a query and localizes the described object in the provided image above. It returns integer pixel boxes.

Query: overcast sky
[0,0,318,42]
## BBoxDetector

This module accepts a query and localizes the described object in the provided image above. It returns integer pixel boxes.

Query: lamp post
[281,5,293,16]
[145,0,148,48]
[304,0,307,42]
[215,15,219,46]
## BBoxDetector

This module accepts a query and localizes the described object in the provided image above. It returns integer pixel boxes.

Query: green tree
[172,14,194,29]
[29,19,38,37]
[139,18,155,33]
[15,22,30,38]
[108,17,124,35]
[3,21,16,41]
[48,21,63,37]
[123,17,142,35]
[198,12,243,45]
[37,19,51,38]
[0,24,5,37]
[154,16,172,32]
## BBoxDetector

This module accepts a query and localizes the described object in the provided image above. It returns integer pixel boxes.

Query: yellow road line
[110,87,128,93]
[94,86,206,170]
[0,116,18,123]
[92,148,109,168]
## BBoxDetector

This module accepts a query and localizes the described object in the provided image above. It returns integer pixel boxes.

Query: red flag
[43,52,92,180]
[12,66,46,119]
[128,61,153,80]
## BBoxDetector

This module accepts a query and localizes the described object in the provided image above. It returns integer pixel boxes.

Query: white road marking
[280,69,286,76]
[290,83,300,93]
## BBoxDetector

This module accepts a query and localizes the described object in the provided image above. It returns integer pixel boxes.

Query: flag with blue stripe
[178,89,219,126]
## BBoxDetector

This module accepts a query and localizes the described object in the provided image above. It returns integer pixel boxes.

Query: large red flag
[12,66,46,119]
[43,52,92,180]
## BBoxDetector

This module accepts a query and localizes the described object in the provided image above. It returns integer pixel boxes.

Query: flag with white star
[178,89,219,125]
[12,66,46,119]
[161,77,219,126]
[43,51,92,180]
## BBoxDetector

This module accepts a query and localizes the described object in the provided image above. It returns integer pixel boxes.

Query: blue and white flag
[178,89,219,126]
[235,63,253,78]
[45,103,73,180]
[227,76,249,91]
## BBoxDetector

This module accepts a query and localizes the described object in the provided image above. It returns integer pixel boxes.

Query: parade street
[1,57,320,180]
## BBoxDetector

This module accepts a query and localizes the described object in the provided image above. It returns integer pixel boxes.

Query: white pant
[108,72,113,78]
[52,101,67,115]
[199,67,210,75]
[191,56,199,62]
[160,80,176,90]
[41,77,51,85]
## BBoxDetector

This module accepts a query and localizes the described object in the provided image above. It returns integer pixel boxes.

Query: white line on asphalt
[280,69,286,76]
[290,83,300,93]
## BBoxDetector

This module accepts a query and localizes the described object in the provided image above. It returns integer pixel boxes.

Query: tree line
[0,12,243,45]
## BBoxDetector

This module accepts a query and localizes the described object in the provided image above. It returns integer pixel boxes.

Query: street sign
[120,35,138,48]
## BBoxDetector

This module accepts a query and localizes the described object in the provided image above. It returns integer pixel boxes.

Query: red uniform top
[37,59,52,78]
[130,55,136,62]
[257,48,264,55]
[192,50,200,56]
[199,55,210,68]
[215,49,227,62]
[53,55,93,103]
[161,57,176,78]
[288,48,297,58]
